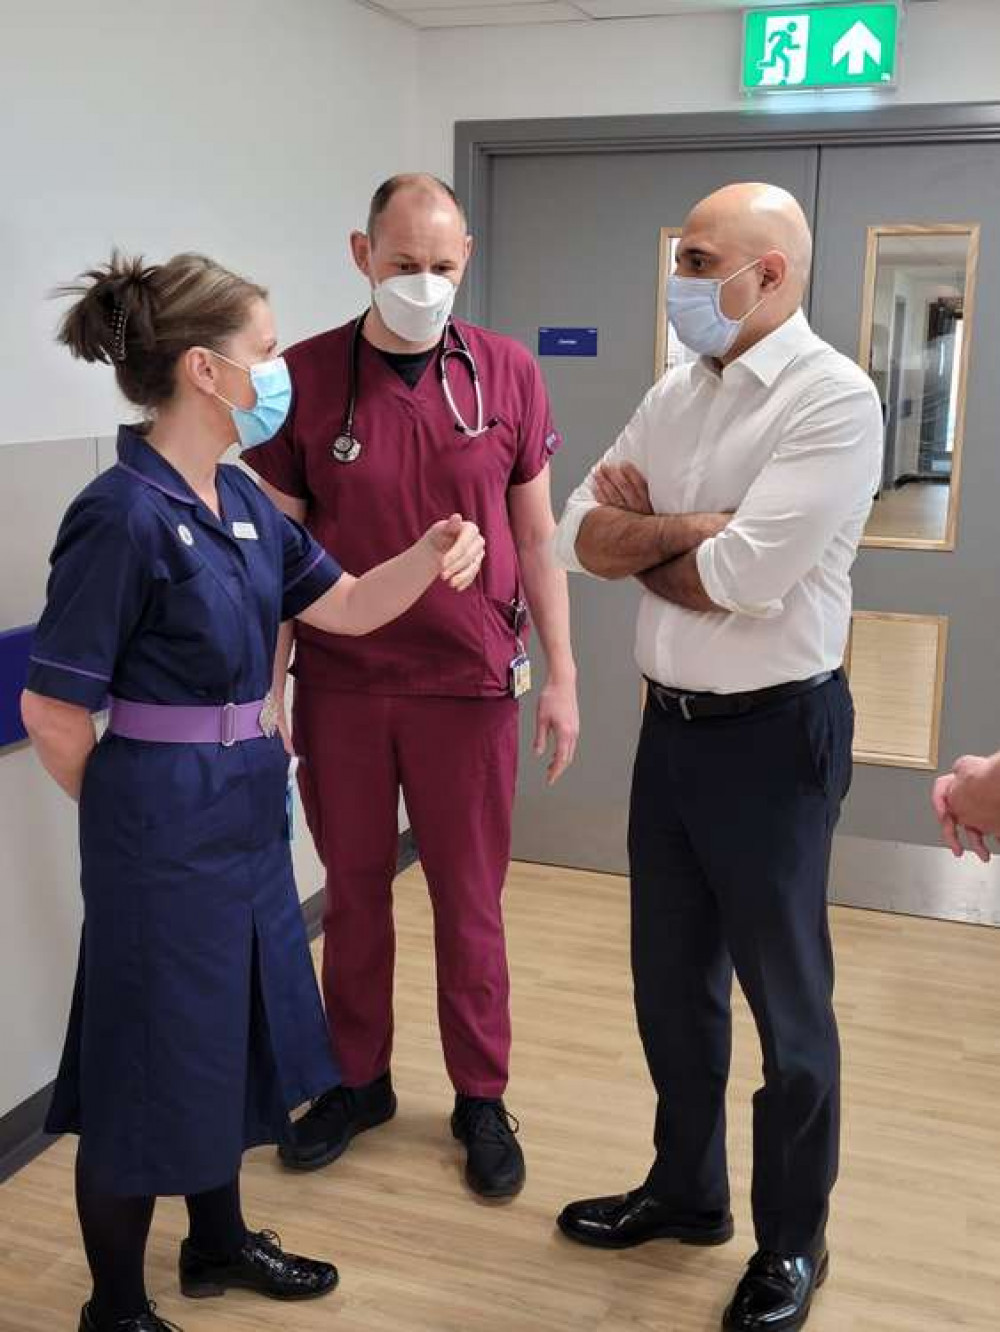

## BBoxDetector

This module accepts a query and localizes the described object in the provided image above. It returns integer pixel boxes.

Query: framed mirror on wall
[858,224,980,551]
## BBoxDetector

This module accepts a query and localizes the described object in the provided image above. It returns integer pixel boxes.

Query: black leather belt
[646,671,836,722]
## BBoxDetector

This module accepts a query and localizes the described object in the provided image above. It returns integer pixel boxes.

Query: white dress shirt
[554,310,884,693]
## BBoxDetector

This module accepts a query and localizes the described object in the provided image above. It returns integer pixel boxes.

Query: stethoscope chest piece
[331,434,362,464]
[332,313,495,461]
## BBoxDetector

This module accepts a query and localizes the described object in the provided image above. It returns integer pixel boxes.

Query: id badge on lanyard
[509,597,531,700]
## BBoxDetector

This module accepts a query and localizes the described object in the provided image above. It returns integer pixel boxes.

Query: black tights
[75,1152,247,1326]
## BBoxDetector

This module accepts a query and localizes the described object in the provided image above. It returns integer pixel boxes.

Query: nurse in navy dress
[20,251,484,1332]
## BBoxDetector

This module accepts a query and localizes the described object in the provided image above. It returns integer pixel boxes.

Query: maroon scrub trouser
[294,684,519,1099]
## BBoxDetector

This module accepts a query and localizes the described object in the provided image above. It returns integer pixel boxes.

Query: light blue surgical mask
[212,352,292,450]
[667,257,768,359]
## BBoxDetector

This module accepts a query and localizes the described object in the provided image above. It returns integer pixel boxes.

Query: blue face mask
[667,257,768,359]
[212,352,292,450]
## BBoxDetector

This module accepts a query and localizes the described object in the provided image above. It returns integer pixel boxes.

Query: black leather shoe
[80,1300,183,1330]
[558,1184,734,1249]
[451,1096,526,1199]
[277,1072,397,1171]
[722,1250,829,1330]
[179,1229,339,1301]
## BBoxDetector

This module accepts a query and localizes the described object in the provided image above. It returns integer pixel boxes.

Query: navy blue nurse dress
[27,426,342,1197]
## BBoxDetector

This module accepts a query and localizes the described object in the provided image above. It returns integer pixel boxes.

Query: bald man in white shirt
[553,184,883,1332]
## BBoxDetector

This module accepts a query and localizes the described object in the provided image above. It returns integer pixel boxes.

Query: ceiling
[360,0,937,33]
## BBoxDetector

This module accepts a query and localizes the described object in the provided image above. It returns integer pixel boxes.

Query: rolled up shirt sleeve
[552,387,655,575]
[695,379,883,618]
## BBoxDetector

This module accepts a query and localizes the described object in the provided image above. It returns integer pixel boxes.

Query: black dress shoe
[723,1250,829,1330]
[80,1300,183,1330]
[451,1096,526,1199]
[179,1229,339,1301]
[277,1072,397,1171]
[558,1184,734,1249]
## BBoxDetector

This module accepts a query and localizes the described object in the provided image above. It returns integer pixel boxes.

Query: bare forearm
[519,540,575,682]
[21,691,96,801]
[272,621,294,700]
[576,507,726,580]
[301,543,439,637]
[637,551,724,613]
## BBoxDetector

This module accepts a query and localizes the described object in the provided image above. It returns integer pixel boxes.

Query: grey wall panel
[0,745,82,1118]
[0,437,98,628]
[0,439,94,1116]
[96,434,117,474]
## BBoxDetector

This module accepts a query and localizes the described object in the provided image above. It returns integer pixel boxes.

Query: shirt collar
[725,309,816,387]
[115,424,203,507]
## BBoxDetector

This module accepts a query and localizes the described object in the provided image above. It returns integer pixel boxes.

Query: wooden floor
[3,861,1000,1332]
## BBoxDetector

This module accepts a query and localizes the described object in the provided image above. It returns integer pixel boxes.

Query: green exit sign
[743,3,901,93]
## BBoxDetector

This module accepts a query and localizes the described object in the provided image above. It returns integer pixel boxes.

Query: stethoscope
[331,314,498,464]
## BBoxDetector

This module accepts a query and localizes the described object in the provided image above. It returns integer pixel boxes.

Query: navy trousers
[629,672,853,1255]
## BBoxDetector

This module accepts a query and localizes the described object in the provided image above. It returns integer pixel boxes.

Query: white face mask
[372,272,456,345]
[667,257,768,358]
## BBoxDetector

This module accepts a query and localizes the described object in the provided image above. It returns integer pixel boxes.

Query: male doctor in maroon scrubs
[246,173,578,1200]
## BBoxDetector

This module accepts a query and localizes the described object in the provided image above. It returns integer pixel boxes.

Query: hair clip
[111,304,129,362]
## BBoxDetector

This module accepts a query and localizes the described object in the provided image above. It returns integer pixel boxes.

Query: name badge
[510,653,532,700]
[232,521,259,541]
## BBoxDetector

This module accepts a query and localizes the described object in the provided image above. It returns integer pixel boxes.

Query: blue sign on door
[0,625,34,748]
[538,327,599,357]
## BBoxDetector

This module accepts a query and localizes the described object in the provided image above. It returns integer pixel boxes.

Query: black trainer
[277,1072,397,1171]
[80,1300,183,1331]
[179,1229,338,1301]
[451,1096,526,1199]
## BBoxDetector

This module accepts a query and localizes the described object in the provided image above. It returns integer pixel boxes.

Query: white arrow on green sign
[742,3,901,93]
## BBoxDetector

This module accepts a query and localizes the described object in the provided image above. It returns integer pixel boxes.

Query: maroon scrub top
[245,317,562,698]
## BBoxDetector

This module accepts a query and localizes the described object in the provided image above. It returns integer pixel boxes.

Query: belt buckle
[258,692,279,740]
[678,693,694,722]
[221,702,238,748]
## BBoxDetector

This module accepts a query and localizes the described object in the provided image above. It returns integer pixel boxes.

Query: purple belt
[107,695,279,747]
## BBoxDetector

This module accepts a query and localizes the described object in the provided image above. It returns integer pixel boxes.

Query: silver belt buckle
[678,694,694,722]
[258,692,279,740]
[221,702,238,748]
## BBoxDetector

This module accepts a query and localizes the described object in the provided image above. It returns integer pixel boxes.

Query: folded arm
[692,381,883,618]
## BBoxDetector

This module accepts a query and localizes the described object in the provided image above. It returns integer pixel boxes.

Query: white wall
[0,0,418,1122]
[1,0,418,447]
[415,0,1000,179]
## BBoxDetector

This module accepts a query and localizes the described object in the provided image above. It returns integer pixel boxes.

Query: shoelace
[248,1229,319,1281]
[457,1099,521,1144]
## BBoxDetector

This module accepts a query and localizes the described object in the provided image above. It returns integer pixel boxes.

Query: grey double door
[482,134,1000,920]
